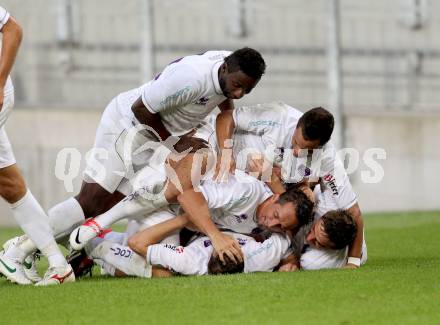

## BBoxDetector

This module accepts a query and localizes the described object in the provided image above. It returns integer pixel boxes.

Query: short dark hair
[321,210,357,249]
[208,254,244,275]
[224,47,266,80]
[297,107,334,146]
[278,188,314,227]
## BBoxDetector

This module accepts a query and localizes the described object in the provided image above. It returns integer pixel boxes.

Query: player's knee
[0,173,26,203]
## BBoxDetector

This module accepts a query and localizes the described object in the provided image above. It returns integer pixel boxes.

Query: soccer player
[3,48,266,271]
[199,102,365,269]
[280,207,365,271]
[70,164,314,263]
[0,7,74,285]
[83,179,313,278]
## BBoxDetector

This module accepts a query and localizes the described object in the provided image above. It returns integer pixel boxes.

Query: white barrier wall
[1,107,439,226]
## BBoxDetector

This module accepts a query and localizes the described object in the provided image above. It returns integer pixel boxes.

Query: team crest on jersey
[234,214,248,223]
[196,97,210,105]
[203,239,212,248]
[237,238,247,246]
[298,164,312,177]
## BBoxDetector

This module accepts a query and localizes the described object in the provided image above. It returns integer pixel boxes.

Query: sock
[90,241,151,278]
[41,243,68,268]
[15,197,87,256]
[85,231,125,256]
[10,190,67,268]
[94,189,168,229]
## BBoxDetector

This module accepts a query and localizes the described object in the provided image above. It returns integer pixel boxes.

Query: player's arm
[214,107,236,180]
[132,96,172,141]
[177,188,243,264]
[128,214,189,257]
[277,253,300,272]
[344,202,364,268]
[0,15,22,110]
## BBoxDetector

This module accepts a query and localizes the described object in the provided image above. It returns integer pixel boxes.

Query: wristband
[347,257,361,267]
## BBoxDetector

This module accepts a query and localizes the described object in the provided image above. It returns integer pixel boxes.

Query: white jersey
[198,170,272,235]
[0,6,10,30]
[116,51,229,136]
[147,232,291,275]
[200,101,357,211]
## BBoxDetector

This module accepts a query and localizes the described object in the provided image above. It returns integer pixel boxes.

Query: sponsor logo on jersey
[323,174,339,196]
[246,241,275,260]
[160,86,191,106]
[225,196,250,209]
[248,120,282,128]
[164,244,184,253]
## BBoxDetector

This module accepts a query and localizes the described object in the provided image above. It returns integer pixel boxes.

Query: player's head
[306,210,357,249]
[256,188,314,233]
[208,254,245,275]
[292,107,334,157]
[219,47,266,99]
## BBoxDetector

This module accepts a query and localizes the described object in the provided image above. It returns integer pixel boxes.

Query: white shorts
[83,98,169,194]
[0,80,16,169]
[300,238,368,270]
[147,235,213,276]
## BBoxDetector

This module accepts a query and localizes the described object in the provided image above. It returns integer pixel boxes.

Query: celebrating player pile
[0,4,366,285]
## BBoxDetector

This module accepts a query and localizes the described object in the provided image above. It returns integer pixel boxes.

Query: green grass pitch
[1,211,439,325]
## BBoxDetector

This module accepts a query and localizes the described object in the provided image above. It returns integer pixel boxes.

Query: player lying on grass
[85,213,293,277]
[199,102,365,269]
[0,48,266,278]
[77,199,358,278]
[70,167,314,264]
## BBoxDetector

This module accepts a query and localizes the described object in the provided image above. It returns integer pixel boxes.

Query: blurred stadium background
[1,0,439,225]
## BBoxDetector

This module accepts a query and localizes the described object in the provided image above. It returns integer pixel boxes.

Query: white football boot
[35,264,75,286]
[0,251,32,285]
[2,236,42,283]
[23,253,42,283]
[69,219,104,251]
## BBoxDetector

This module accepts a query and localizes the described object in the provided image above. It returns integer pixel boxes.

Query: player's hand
[247,156,276,182]
[214,154,236,182]
[343,263,359,269]
[173,135,208,154]
[210,232,243,264]
[278,262,299,272]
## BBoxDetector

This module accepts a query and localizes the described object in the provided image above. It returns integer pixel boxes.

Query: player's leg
[70,147,212,250]
[3,97,127,266]
[0,163,74,285]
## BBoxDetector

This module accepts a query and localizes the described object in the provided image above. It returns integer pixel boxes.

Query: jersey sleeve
[319,145,357,210]
[141,64,200,114]
[0,7,10,30]
[147,243,208,276]
[243,234,291,273]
